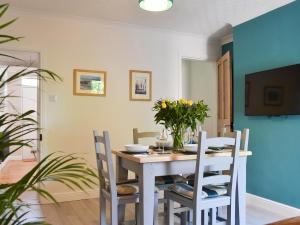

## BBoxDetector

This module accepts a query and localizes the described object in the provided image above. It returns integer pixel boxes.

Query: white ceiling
[7,0,294,39]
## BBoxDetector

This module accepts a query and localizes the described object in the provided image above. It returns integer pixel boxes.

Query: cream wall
[3,10,219,199]
[181,60,218,137]
[181,60,190,99]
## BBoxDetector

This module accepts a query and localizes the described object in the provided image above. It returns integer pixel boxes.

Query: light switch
[49,95,58,102]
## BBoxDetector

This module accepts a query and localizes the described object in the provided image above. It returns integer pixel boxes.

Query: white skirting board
[246,193,300,218]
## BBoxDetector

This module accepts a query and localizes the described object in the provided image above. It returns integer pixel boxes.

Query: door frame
[0,49,42,162]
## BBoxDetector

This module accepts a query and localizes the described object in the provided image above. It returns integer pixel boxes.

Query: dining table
[113,148,252,225]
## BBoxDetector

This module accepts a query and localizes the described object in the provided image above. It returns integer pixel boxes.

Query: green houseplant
[0,4,98,224]
[153,98,209,149]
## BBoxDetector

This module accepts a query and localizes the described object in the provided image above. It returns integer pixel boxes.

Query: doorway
[0,50,40,182]
[181,58,218,137]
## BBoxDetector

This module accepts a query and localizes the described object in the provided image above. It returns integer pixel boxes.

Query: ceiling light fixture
[139,0,173,12]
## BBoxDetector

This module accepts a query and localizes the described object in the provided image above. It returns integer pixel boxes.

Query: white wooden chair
[93,129,158,225]
[165,130,241,225]
[133,128,186,187]
[133,128,187,217]
[222,128,250,151]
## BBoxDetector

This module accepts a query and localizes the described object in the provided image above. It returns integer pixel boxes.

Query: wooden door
[217,51,232,136]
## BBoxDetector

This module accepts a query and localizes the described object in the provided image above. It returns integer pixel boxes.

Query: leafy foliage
[153,98,209,132]
[0,3,98,224]
[0,153,97,225]
[153,98,209,148]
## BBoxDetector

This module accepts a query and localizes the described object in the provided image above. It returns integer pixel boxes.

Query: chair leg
[201,209,209,225]
[167,198,175,225]
[226,205,235,225]
[135,203,140,225]
[110,201,118,225]
[193,208,202,225]
[209,208,217,225]
[188,210,193,224]
[100,193,107,225]
[154,193,159,225]
[180,211,188,225]
[118,204,125,225]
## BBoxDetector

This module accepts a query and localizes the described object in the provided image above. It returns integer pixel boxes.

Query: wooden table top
[112,149,252,163]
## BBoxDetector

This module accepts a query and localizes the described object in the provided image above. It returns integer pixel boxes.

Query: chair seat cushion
[186,172,220,186]
[117,183,138,195]
[155,175,187,185]
[169,183,227,199]
[111,179,159,196]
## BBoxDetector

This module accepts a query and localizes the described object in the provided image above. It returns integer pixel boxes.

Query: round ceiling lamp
[139,0,173,12]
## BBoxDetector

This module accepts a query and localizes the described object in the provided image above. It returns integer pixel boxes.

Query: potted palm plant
[0,3,98,224]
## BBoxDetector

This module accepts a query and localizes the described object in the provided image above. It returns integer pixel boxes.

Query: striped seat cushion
[155,175,187,185]
[169,183,227,199]
[186,172,220,186]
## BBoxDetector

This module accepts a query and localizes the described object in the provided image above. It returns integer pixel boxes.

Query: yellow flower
[179,98,186,105]
[161,102,167,109]
[188,100,193,106]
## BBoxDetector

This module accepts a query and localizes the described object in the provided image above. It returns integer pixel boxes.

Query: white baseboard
[39,189,99,204]
[246,193,300,217]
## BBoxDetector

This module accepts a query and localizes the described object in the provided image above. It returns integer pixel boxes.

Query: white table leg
[139,163,155,225]
[236,157,247,225]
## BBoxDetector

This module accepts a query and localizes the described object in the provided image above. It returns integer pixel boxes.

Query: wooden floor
[33,198,297,225]
[0,160,37,184]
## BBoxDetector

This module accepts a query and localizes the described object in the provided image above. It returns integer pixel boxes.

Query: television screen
[245,64,300,116]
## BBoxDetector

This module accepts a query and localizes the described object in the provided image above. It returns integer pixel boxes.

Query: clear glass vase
[172,127,185,150]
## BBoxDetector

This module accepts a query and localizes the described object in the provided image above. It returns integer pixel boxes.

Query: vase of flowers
[153,98,209,149]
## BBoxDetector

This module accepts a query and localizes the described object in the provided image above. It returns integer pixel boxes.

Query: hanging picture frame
[73,69,106,96]
[129,70,152,101]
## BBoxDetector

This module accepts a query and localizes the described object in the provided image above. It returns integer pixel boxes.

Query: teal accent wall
[233,1,300,208]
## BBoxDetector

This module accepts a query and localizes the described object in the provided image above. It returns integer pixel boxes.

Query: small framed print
[129,70,152,101]
[264,86,283,106]
[73,69,106,96]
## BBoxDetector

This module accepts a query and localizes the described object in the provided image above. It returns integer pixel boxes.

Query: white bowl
[124,144,149,152]
[183,144,198,152]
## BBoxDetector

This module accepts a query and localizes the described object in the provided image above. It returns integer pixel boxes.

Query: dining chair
[93,129,159,225]
[133,128,186,187]
[186,128,249,186]
[133,128,187,217]
[222,128,249,151]
[165,130,241,225]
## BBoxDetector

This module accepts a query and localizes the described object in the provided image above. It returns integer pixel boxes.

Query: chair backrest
[222,128,249,151]
[193,130,241,206]
[133,128,160,144]
[93,130,117,197]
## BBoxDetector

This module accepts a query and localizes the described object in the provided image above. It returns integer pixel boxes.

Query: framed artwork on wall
[129,70,152,101]
[73,69,106,96]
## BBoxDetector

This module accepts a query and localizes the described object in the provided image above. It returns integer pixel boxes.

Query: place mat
[121,151,149,155]
[150,146,174,151]
[180,151,197,155]
[208,146,226,151]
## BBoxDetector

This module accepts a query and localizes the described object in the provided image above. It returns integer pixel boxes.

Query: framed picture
[73,69,106,96]
[264,86,284,106]
[129,70,152,101]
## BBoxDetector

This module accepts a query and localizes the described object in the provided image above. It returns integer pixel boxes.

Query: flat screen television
[245,64,300,116]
